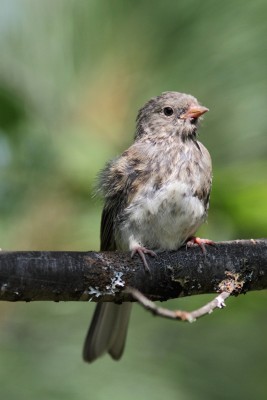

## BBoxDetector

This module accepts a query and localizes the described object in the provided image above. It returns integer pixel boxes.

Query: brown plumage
[83,91,212,362]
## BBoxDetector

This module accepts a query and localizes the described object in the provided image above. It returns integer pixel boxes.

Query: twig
[125,270,244,322]
[125,287,231,322]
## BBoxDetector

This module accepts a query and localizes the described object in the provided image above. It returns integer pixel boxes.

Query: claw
[131,246,157,273]
[186,236,216,254]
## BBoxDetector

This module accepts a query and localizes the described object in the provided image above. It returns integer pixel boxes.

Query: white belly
[118,181,206,251]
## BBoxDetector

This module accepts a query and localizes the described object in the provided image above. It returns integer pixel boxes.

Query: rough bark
[0,239,266,302]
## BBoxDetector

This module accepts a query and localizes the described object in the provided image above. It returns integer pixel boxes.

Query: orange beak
[180,105,209,120]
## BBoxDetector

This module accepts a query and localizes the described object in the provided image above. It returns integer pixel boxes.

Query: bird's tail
[83,302,132,363]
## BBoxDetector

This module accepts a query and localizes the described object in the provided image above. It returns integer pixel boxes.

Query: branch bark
[0,239,266,302]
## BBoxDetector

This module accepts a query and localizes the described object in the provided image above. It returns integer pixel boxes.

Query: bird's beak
[180,105,209,120]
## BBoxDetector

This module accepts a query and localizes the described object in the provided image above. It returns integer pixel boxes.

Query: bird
[83,91,213,363]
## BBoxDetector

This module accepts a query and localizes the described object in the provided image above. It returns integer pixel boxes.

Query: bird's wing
[100,203,118,251]
[99,144,150,251]
[198,141,212,210]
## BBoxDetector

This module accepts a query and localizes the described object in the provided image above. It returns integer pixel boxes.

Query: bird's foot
[186,236,216,254]
[131,246,157,273]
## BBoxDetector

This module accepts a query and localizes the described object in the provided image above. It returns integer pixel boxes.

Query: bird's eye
[163,106,174,116]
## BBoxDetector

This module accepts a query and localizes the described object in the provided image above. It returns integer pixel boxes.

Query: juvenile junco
[83,91,212,362]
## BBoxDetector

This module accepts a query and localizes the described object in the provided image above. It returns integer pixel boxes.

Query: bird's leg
[130,245,157,273]
[186,236,216,254]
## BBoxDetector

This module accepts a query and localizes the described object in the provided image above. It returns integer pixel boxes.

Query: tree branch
[0,239,266,302]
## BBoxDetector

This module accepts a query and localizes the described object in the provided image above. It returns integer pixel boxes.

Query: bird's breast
[118,179,206,251]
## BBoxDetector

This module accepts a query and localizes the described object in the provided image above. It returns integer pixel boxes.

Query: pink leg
[131,246,157,273]
[186,236,216,254]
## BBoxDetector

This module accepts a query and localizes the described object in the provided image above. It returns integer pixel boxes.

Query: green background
[0,1,267,399]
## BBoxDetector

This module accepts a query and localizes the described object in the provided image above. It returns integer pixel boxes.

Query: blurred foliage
[0,0,267,399]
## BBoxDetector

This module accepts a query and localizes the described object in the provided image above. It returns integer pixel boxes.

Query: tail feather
[83,302,132,363]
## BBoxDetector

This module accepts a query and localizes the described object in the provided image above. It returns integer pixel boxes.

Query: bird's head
[135,91,209,141]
